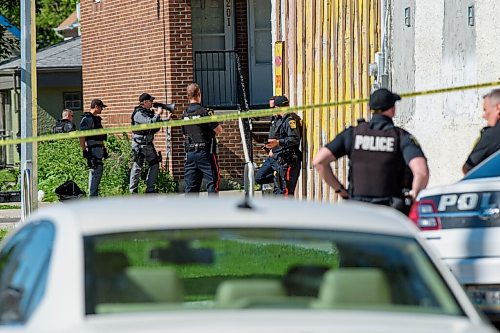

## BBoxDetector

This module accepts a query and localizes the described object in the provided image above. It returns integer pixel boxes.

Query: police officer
[313,88,429,212]
[53,109,76,133]
[182,83,222,195]
[264,96,302,196]
[255,96,278,191]
[129,93,170,194]
[462,88,500,174]
[80,99,108,197]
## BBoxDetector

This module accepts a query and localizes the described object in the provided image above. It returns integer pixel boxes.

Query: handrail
[234,53,254,197]
[22,168,32,220]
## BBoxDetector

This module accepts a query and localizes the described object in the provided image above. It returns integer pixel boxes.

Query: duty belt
[186,142,208,152]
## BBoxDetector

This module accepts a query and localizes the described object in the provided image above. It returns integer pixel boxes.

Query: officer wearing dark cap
[462,88,500,174]
[182,83,223,194]
[80,99,108,197]
[129,93,171,194]
[265,95,302,196]
[313,88,429,213]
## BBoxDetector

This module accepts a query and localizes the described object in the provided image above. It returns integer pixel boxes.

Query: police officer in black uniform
[313,88,429,212]
[80,99,108,197]
[264,96,302,196]
[462,88,500,174]
[129,93,171,194]
[182,83,223,195]
[53,109,76,133]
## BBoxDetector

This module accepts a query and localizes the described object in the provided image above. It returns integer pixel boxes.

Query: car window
[463,151,500,180]
[84,228,464,317]
[0,221,55,324]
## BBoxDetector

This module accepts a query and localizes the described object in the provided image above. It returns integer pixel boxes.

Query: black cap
[274,95,289,107]
[139,93,155,103]
[90,99,107,108]
[369,88,401,112]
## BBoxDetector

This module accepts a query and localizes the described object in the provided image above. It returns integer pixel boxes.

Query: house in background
[0,37,83,167]
[79,0,274,181]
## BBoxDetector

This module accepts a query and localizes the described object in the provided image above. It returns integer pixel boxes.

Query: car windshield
[84,228,463,316]
[462,151,500,180]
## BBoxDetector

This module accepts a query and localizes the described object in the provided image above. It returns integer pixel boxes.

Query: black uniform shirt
[53,119,76,133]
[182,103,219,142]
[325,114,425,164]
[272,113,301,155]
[465,121,500,169]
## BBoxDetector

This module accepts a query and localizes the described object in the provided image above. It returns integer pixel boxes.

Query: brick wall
[81,0,249,183]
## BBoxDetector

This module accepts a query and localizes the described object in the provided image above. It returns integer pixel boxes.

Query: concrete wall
[390,0,500,187]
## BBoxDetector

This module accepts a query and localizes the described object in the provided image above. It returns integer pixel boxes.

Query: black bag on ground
[55,180,86,201]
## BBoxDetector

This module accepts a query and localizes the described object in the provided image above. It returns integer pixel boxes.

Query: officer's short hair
[483,89,500,106]
[187,83,201,99]
[62,109,73,119]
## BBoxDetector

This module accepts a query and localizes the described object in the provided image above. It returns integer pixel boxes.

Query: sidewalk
[0,190,259,229]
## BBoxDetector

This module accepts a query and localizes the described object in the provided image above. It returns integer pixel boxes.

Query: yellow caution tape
[1,80,499,147]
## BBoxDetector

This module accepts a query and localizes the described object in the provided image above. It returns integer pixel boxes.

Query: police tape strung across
[1,80,499,147]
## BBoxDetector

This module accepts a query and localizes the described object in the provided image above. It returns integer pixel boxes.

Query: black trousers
[275,157,301,196]
[184,150,220,194]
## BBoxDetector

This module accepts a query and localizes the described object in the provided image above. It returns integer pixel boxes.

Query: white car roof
[26,196,418,237]
[418,176,500,198]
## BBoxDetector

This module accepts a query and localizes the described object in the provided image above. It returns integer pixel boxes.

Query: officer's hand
[339,189,349,200]
[165,111,172,120]
[82,149,90,159]
[265,139,279,149]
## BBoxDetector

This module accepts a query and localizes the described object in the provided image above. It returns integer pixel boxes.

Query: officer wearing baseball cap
[313,88,429,214]
[80,98,109,197]
[264,95,303,196]
[129,92,172,194]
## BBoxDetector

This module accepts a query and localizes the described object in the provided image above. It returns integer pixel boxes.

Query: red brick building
[80,0,273,183]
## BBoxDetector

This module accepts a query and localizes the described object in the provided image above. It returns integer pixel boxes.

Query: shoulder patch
[289,119,297,129]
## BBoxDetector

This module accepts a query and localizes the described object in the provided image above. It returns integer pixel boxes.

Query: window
[84,228,464,316]
[63,92,82,111]
[0,221,55,324]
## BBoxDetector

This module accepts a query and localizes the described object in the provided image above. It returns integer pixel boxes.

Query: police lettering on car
[181,83,222,195]
[79,99,108,197]
[313,88,430,215]
[129,93,172,194]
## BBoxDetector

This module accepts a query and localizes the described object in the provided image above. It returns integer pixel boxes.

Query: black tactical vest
[182,104,215,145]
[82,113,107,142]
[350,122,405,197]
[131,106,160,136]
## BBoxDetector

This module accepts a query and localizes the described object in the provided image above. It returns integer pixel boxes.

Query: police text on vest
[354,135,395,152]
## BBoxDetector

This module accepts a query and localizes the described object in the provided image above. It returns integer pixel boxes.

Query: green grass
[97,239,339,301]
[0,204,20,210]
[0,229,9,241]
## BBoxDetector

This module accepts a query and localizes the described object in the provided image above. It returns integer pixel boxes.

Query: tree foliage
[0,0,78,60]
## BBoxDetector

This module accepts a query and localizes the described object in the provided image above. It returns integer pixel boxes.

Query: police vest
[350,122,405,197]
[53,119,73,134]
[81,113,107,143]
[182,104,216,145]
[131,106,160,136]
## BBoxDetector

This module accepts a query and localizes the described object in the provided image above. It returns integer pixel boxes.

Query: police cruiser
[410,150,500,323]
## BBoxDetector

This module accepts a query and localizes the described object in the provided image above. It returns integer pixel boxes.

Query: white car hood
[40,311,495,333]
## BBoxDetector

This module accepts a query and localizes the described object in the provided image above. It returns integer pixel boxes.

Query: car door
[0,221,55,327]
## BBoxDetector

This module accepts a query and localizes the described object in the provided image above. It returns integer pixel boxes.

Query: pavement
[0,190,260,229]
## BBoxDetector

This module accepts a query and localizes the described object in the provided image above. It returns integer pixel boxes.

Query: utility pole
[20,0,38,220]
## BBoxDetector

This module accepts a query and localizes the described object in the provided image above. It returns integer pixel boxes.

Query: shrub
[0,168,20,191]
[38,134,177,201]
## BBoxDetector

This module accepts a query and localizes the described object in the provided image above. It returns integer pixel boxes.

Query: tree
[0,0,78,61]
